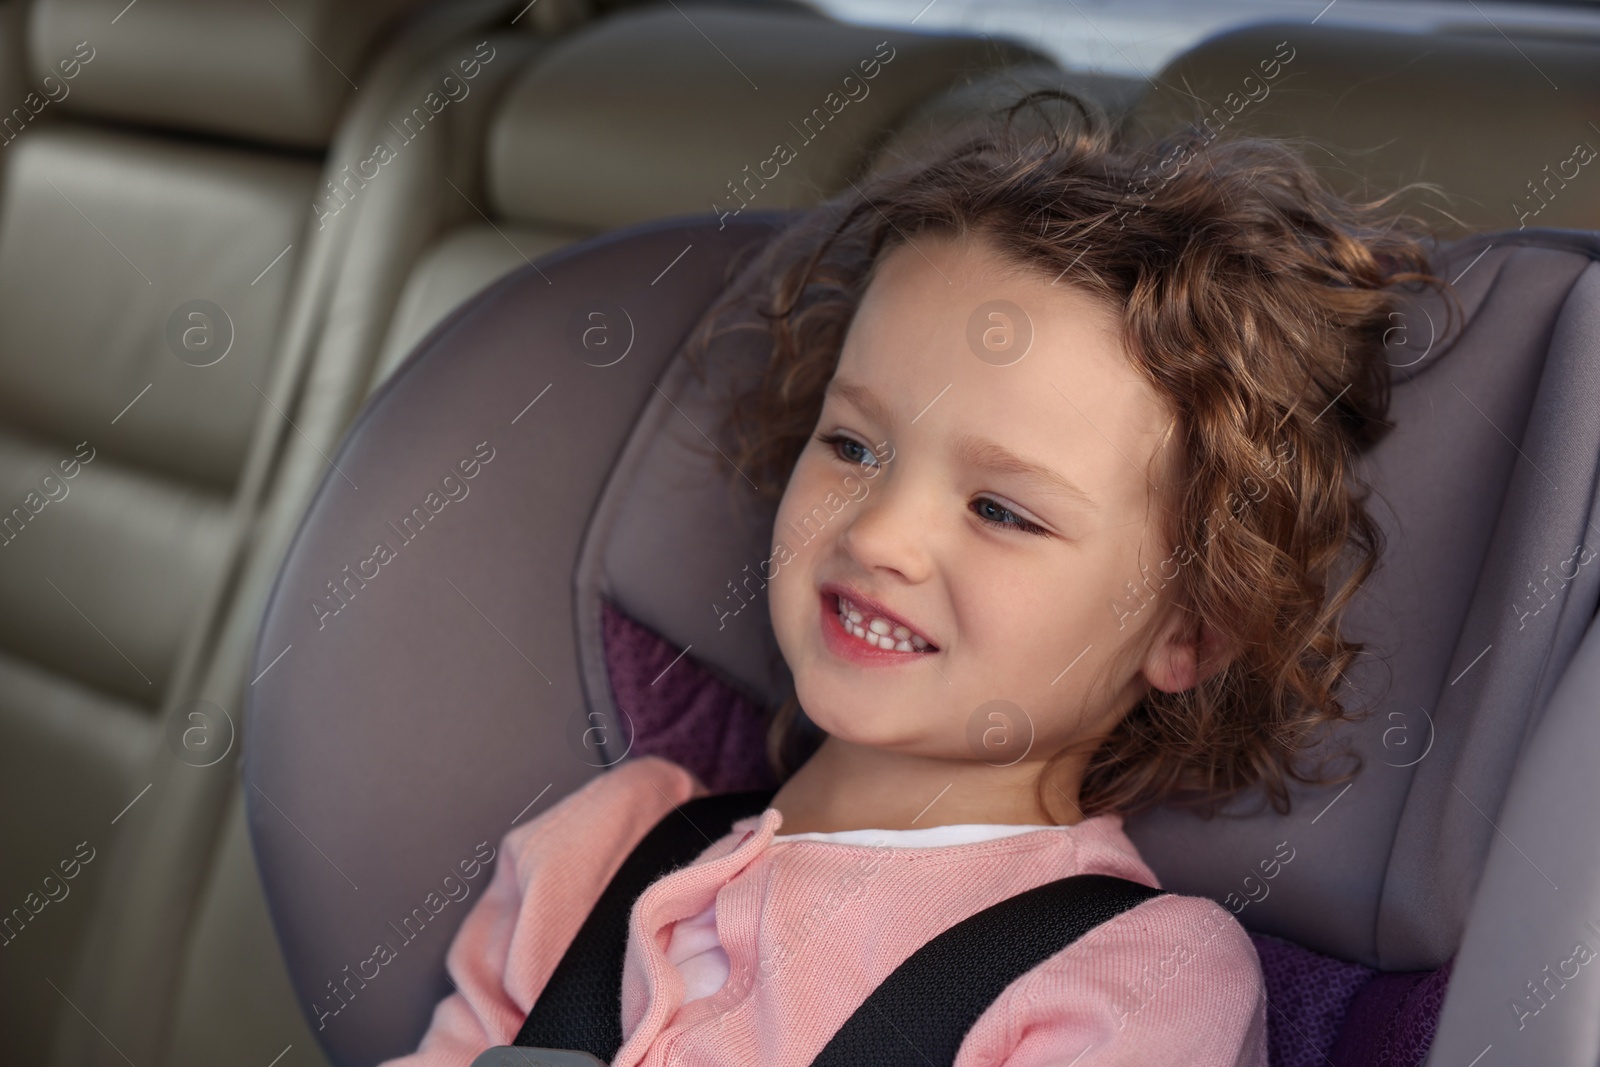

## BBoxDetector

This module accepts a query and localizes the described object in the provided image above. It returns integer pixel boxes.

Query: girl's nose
[837,481,936,584]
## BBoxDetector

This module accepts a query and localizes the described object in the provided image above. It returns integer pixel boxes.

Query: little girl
[384,92,1442,1066]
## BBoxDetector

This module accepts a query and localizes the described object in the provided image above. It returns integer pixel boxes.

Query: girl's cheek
[778,456,824,526]
[774,461,808,527]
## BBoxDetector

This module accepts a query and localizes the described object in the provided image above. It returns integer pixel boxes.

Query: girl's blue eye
[816,430,875,467]
[972,497,1048,537]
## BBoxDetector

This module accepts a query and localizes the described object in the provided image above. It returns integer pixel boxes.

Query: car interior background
[0,0,1597,1066]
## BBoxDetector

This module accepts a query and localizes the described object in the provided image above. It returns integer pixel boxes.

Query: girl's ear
[1142,607,1233,695]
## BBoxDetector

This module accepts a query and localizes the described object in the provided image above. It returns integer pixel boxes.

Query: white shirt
[664,823,1072,1004]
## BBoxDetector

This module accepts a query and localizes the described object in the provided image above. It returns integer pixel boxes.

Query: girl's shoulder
[980,889,1267,1066]
[1051,886,1265,1017]
[1091,888,1264,971]
[1053,815,1260,984]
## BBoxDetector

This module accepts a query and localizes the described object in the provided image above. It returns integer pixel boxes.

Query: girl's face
[767,231,1198,770]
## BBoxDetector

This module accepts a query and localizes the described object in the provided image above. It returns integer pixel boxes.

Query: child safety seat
[245,211,1600,1067]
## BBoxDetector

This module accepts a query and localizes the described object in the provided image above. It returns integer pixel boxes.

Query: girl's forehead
[852,234,1125,366]
[842,237,1166,434]
[835,234,1179,510]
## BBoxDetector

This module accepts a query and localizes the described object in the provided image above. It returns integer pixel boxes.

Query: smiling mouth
[833,594,938,653]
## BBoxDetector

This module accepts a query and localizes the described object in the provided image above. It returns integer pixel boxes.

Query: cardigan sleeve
[378,756,708,1067]
[969,893,1268,1067]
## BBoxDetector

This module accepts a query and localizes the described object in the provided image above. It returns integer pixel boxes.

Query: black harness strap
[807,872,1164,1066]
[511,788,777,1058]
[505,790,1164,1067]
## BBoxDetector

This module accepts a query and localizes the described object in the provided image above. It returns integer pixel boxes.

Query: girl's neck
[767,734,1089,836]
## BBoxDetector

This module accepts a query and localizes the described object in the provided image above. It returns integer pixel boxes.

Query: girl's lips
[818,590,938,667]
[818,582,937,648]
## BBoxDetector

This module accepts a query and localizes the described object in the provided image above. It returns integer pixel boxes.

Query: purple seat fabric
[1330,958,1455,1067]
[1251,933,1375,1067]
[602,598,776,793]
[601,597,1455,1066]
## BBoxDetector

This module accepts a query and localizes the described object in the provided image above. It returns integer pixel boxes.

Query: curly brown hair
[683,90,1456,819]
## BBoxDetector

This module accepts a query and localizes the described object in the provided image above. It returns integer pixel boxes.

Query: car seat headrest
[572,246,792,712]
[30,0,428,148]
[1125,228,1600,970]
[484,4,1043,231]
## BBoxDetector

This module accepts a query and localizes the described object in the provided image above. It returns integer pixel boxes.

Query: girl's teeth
[837,596,932,652]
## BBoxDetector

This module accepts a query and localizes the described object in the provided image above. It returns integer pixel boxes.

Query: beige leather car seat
[0,1,494,1065]
[1123,20,1600,236]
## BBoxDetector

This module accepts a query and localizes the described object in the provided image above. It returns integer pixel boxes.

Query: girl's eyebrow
[825,377,1100,511]
[824,377,895,429]
[951,433,1101,512]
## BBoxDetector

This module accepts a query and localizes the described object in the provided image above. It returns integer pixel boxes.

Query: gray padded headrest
[485,5,1042,230]
[31,0,428,147]
[249,213,1600,1065]
[1122,228,1600,971]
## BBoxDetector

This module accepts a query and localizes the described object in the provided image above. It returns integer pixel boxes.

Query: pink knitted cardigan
[381,755,1268,1067]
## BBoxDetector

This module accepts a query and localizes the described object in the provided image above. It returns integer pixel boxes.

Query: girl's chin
[792,689,926,744]
[807,722,908,752]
